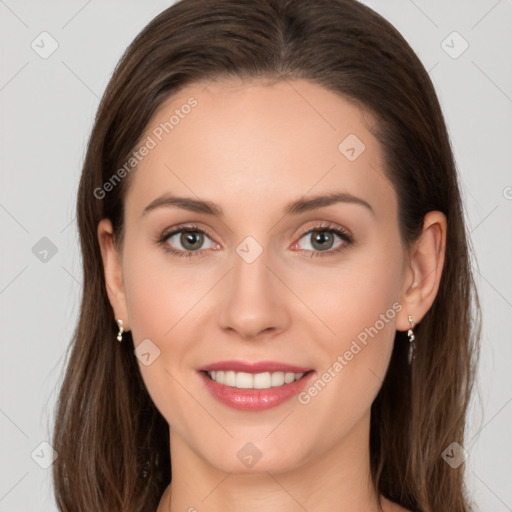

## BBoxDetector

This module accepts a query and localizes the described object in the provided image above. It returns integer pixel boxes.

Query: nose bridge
[230,238,276,310]
[232,240,272,295]
[217,235,290,338]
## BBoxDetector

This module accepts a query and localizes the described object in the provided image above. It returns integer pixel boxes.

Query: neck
[157,411,385,512]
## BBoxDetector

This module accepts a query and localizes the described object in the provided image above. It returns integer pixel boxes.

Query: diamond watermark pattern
[134,338,161,366]
[31,31,59,59]
[237,442,263,468]
[31,441,58,469]
[441,442,468,469]
[236,236,263,264]
[338,134,366,161]
[441,31,469,59]
[32,237,58,263]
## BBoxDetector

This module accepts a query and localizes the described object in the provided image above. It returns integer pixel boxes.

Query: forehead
[124,78,396,221]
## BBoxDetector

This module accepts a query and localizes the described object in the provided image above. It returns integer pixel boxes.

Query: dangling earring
[116,319,124,343]
[407,314,416,364]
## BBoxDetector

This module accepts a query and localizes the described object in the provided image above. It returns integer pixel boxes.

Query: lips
[197,360,315,411]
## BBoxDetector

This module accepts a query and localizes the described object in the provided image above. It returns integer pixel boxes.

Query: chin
[197,437,311,476]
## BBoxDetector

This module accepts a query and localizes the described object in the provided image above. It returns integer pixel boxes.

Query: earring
[407,314,416,364]
[116,319,124,343]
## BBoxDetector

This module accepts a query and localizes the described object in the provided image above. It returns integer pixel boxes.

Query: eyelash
[157,222,354,259]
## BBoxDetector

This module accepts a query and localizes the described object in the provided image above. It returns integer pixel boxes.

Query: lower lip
[199,370,315,411]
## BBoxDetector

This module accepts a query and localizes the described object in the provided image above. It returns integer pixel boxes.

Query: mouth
[197,362,315,411]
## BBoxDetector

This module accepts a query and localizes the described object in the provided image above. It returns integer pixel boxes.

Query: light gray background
[1,1,511,510]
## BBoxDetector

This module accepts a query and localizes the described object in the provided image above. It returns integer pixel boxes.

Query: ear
[97,218,130,330]
[396,211,447,331]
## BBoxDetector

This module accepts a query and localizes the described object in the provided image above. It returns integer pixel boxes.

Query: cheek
[294,233,404,414]
[289,290,400,460]
[121,242,215,425]
[122,241,210,340]
[296,229,404,354]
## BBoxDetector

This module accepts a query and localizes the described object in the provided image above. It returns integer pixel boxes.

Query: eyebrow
[141,192,375,218]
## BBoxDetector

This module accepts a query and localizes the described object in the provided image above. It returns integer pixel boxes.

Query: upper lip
[198,360,312,374]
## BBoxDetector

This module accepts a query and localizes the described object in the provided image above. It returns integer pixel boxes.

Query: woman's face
[102,78,414,474]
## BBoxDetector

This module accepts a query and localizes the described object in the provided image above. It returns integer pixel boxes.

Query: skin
[98,78,446,512]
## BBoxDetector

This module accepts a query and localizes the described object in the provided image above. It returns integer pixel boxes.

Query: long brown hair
[52,0,481,510]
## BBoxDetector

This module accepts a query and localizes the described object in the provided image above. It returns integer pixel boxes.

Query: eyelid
[160,222,216,242]
[297,221,353,240]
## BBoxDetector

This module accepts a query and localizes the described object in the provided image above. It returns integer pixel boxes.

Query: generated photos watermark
[298,301,403,405]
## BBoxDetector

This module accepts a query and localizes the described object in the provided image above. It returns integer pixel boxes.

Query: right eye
[159,224,219,258]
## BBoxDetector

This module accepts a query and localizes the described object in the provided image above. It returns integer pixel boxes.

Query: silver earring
[116,319,124,343]
[407,314,416,364]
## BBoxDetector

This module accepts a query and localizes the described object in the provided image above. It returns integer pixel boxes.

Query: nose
[217,245,291,340]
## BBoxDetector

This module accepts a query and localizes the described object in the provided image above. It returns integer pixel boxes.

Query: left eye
[294,228,349,253]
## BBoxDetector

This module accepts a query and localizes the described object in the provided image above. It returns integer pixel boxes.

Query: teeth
[236,371,254,389]
[207,370,305,389]
[224,371,236,386]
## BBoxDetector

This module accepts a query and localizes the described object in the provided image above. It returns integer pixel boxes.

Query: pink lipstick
[198,360,315,411]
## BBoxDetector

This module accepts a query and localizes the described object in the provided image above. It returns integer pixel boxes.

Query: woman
[52,0,481,510]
